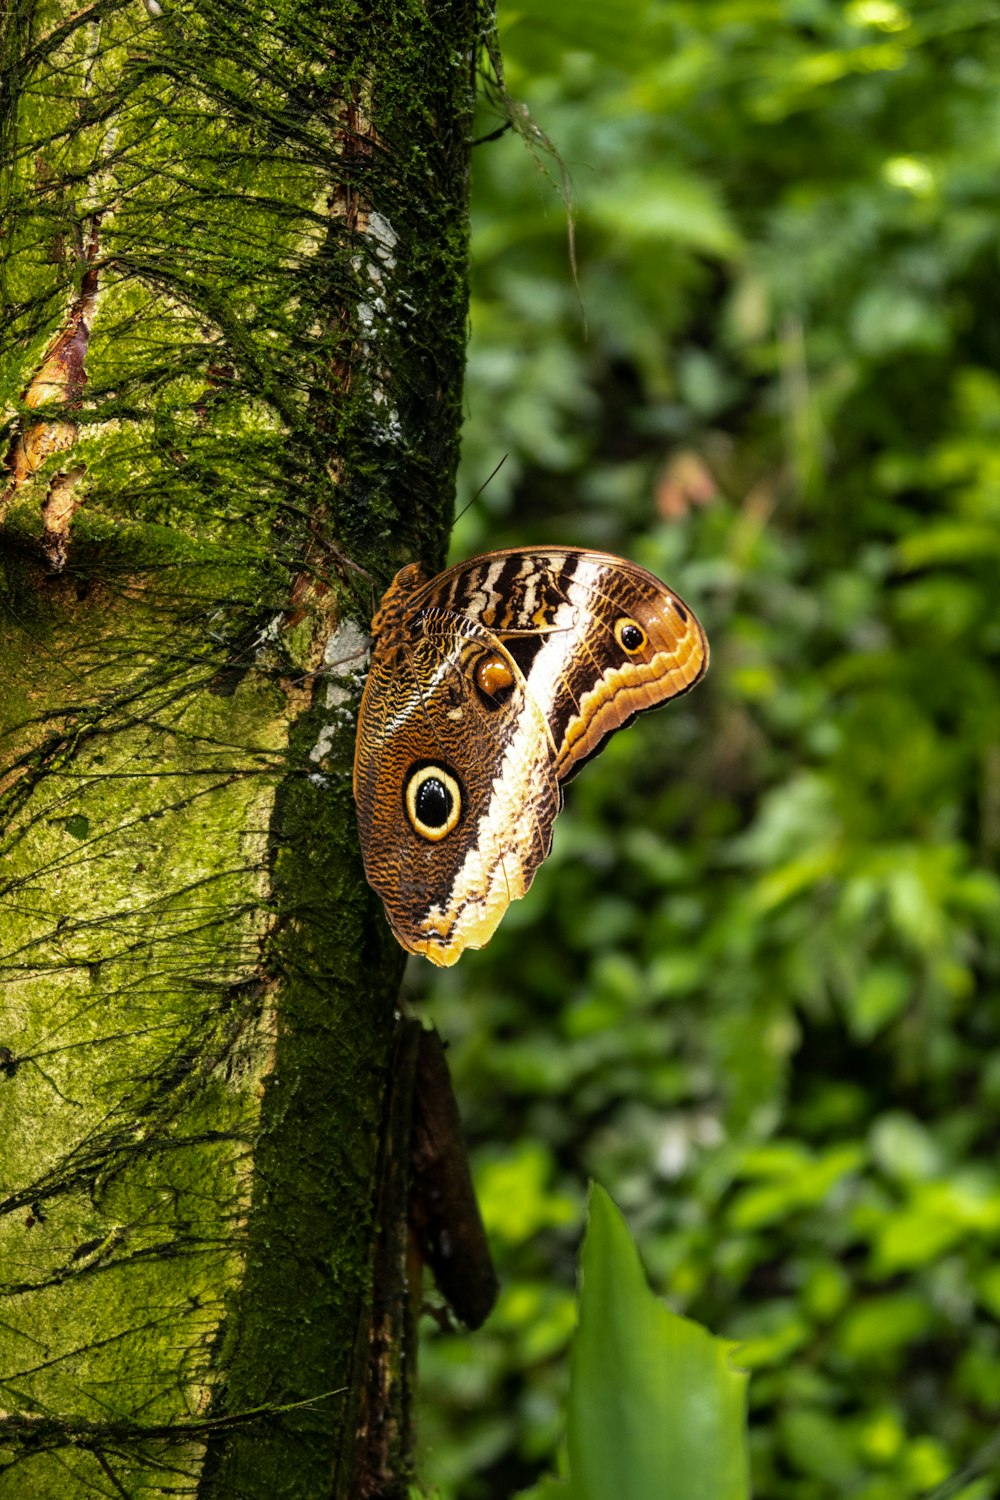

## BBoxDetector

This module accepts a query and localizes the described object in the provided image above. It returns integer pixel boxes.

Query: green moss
[0,582,289,1490]
[0,0,478,1491]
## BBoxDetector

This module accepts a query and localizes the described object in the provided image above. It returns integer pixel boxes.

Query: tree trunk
[0,1,478,1494]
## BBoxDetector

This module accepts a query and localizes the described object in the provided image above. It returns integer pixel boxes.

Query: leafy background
[409,1,1000,1496]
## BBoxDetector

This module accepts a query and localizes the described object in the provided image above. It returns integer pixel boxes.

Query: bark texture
[0,0,479,1494]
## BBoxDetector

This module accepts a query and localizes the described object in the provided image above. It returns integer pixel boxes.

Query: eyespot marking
[473,650,515,707]
[405,763,462,841]
[615,617,647,654]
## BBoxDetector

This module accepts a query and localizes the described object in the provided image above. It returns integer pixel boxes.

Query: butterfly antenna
[454,454,509,526]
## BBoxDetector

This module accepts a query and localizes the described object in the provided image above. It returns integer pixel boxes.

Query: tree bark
[0,1,479,1494]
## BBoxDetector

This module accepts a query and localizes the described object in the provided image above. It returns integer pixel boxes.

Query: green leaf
[588,170,743,258]
[502,0,653,72]
[517,1480,574,1500]
[565,1183,750,1500]
[836,1293,932,1359]
[897,523,1000,570]
[476,1141,579,1245]
[780,1406,861,1485]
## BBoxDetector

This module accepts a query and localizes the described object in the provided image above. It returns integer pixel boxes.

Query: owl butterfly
[353,548,708,966]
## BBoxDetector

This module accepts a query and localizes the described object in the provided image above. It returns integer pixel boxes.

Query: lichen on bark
[0,0,480,1494]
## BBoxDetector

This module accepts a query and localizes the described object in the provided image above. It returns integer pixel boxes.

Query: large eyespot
[615,617,647,654]
[405,763,462,841]
[473,650,515,707]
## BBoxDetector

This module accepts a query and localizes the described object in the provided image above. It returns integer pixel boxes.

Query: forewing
[416,548,708,781]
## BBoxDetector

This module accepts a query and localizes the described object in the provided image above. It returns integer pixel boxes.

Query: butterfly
[352,548,708,966]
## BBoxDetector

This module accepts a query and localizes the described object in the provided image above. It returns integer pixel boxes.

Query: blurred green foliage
[411,2,1000,1497]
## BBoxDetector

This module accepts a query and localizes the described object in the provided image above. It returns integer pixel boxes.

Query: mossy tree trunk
[0,0,478,1494]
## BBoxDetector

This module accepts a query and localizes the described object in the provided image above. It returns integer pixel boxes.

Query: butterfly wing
[353,549,708,966]
[414,548,708,779]
[354,598,561,966]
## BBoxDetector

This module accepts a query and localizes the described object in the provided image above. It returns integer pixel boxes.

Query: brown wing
[353,549,708,966]
[353,602,561,967]
[414,548,708,780]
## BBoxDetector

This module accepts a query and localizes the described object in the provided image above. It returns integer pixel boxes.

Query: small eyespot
[473,650,515,706]
[615,617,647,654]
[405,763,462,841]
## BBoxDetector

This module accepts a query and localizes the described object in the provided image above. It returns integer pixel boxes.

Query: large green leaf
[519,1185,750,1500]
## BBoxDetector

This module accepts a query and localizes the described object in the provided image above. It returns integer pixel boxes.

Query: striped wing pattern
[353,549,708,965]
